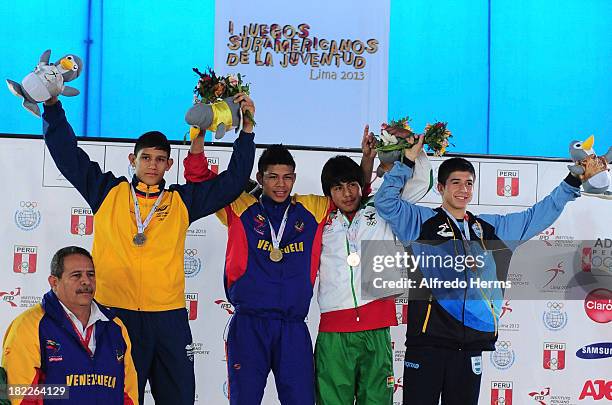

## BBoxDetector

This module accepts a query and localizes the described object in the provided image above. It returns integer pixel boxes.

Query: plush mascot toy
[185,97,242,140]
[6,49,83,117]
[568,135,612,198]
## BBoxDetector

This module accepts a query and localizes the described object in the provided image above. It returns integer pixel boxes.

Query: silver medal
[133,232,146,246]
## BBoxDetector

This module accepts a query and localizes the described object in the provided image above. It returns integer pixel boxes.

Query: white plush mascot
[6,49,83,116]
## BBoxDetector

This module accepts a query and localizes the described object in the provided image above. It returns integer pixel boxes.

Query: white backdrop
[1,136,611,405]
[214,0,390,147]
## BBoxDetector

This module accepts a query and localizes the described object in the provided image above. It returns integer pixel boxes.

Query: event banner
[214,0,390,146]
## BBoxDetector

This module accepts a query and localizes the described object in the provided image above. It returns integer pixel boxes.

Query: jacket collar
[42,290,115,324]
[131,175,165,197]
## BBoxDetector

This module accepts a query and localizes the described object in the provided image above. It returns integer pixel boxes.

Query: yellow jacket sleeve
[2,306,44,405]
[114,318,138,405]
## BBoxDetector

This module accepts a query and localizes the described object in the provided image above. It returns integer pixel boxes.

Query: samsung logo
[576,342,612,359]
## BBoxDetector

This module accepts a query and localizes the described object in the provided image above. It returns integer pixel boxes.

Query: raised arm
[360,125,376,192]
[42,98,121,212]
[175,94,256,223]
[375,161,436,242]
[183,133,218,183]
[479,174,581,241]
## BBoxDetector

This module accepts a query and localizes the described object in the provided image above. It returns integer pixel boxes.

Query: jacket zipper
[421,295,432,333]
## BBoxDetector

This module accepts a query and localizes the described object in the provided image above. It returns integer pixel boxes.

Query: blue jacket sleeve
[479,176,581,242]
[375,161,436,242]
[173,131,255,223]
[42,102,122,213]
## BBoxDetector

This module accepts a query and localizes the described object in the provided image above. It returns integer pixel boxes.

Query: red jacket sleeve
[183,151,218,183]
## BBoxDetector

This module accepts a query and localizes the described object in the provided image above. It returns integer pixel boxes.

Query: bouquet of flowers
[192,67,255,125]
[375,116,453,161]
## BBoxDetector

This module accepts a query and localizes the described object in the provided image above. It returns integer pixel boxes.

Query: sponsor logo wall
[1,137,610,404]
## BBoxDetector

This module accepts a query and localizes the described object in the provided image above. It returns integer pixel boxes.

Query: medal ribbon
[131,186,165,237]
[260,199,290,251]
[441,207,471,241]
[341,212,362,256]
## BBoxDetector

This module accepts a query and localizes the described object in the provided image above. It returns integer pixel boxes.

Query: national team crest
[497,170,519,197]
[543,342,566,370]
[207,157,219,174]
[70,207,94,235]
[185,293,199,320]
[491,381,513,405]
[395,299,408,324]
[13,245,37,274]
[471,355,482,375]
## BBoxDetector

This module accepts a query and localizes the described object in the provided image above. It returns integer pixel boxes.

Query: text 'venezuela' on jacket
[375,161,581,351]
[2,291,138,404]
[182,150,333,321]
[217,192,331,321]
[42,102,255,311]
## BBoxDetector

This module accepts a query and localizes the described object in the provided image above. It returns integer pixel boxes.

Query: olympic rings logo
[547,302,564,310]
[496,341,511,350]
[20,201,38,208]
[185,249,198,257]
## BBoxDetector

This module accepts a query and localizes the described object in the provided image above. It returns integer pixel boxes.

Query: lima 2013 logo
[490,341,515,370]
[184,249,202,278]
[542,301,567,331]
[15,201,41,231]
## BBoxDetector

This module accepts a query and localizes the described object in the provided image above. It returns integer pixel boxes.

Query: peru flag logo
[185,293,199,320]
[543,342,566,370]
[13,245,37,274]
[491,381,513,405]
[70,207,94,236]
[497,170,519,197]
[207,157,219,174]
[395,299,408,324]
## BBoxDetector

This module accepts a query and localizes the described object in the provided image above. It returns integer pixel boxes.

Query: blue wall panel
[489,0,612,157]
[0,1,609,156]
[389,0,489,154]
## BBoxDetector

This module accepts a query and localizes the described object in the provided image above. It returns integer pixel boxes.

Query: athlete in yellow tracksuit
[42,96,255,404]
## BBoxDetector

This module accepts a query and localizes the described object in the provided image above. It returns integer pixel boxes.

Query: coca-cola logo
[584,289,612,324]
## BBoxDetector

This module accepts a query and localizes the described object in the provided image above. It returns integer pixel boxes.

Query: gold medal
[270,248,283,262]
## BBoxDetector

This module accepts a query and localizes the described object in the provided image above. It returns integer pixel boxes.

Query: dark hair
[321,155,364,196]
[134,131,171,157]
[438,157,476,185]
[50,246,93,278]
[257,144,296,173]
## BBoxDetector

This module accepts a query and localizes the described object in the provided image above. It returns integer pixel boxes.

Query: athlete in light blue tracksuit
[374,133,581,405]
